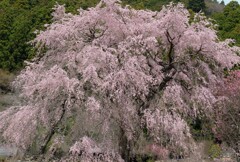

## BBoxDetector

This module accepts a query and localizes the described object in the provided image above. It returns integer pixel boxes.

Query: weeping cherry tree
[0,0,239,161]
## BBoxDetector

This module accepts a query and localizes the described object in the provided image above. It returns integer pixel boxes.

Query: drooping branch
[40,99,67,154]
[165,30,175,64]
[83,22,107,43]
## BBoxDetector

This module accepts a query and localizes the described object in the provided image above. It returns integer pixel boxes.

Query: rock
[0,146,18,157]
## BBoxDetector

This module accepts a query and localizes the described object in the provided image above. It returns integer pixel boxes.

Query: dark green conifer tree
[188,0,206,12]
[220,0,225,5]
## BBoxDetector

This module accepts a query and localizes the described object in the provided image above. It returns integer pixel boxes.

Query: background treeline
[212,1,240,46]
[0,0,239,88]
[0,0,99,72]
[0,0,100,90]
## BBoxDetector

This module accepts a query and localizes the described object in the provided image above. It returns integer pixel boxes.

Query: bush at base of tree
[213,70,240,159]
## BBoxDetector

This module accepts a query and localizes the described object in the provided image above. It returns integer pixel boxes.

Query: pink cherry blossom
[0,0,239,161]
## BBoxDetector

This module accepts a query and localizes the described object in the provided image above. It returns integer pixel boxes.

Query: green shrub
[206,142,222,159]
[189,117,214,141]
[0,69,14,91]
